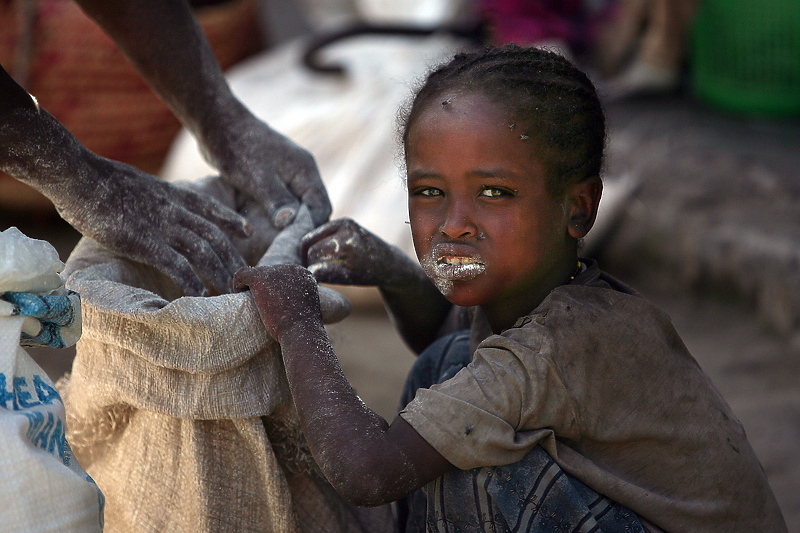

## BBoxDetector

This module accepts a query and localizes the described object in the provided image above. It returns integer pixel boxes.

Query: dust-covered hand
[300,218,403,287]
[61,156,250,296]
[0,75,249,296]
[301,218,452,353]
[234,264,322,342]
[200,109,332,230]
[68,0,332,230]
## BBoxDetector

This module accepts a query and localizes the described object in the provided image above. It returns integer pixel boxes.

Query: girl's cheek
[408,214,429,243]
[412,232,431,262]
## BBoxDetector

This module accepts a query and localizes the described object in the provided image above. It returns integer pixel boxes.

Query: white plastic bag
[0,227,103,533]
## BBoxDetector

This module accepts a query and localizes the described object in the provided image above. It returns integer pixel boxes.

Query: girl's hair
[401,44,606,196]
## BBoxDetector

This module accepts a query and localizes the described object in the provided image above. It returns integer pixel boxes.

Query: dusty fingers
[283,147,332,227]
[254,133,331,229]
[145,243,208,297]
[167,186,251,294]
[176,183,251,239]
[94,169,248,297]
[214,119,331,229]
[300,219,386,286]
[234,264,322,340]
[105,180,249,297]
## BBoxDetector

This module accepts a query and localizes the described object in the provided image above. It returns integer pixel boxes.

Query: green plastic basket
[691,0,800,116]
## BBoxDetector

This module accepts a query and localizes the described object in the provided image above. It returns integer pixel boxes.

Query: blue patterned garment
[424,445,644,533]
[1,291,80,349]
[399,331,646,533]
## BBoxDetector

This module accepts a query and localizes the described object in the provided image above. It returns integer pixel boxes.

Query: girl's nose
[440,200,478,239]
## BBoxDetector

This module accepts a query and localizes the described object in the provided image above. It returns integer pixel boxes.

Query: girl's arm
[235,264,453,506]
[300,219,452,353]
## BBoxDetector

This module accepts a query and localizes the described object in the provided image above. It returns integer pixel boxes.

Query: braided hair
[401,44,606,196]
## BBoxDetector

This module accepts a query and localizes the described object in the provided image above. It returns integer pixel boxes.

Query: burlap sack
[58,177,396,532]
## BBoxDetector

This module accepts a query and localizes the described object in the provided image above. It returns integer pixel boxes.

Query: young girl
[234,45,787,532]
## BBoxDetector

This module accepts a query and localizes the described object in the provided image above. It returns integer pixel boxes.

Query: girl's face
[406,92,578,326]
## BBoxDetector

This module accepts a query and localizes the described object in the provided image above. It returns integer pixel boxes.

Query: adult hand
[234,263,322,341]
[58,155,250,297]
[71,0,332,230]
[199,107,332,229]
[300,218,399,286]
[0,81,249,297]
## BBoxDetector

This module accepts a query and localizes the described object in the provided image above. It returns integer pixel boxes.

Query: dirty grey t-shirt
[400,263,786,533]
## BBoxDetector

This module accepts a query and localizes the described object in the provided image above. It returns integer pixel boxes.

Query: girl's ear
[566,176,603,239]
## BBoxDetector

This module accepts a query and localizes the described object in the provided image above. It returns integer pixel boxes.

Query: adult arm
[0,64,246,296]
[74,0,331,228]
[235,264,454,506]
[301,219,452,353]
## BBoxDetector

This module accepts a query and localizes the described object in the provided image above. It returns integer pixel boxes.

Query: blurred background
[1,0,798,529]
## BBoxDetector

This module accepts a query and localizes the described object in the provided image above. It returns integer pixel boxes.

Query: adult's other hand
[61,155,250,297]
[0,73,248,296]
[72,0,332,230]
[200,106,332,229]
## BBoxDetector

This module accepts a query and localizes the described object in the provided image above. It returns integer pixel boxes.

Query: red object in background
[0,0,262,212]
[480,0,588,49]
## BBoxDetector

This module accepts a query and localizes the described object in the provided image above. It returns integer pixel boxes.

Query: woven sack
[58,176,396,532]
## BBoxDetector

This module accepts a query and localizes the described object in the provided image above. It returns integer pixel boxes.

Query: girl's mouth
[433,254,486,281]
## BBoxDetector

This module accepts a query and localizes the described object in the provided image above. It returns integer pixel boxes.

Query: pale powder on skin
[420,252,486,299]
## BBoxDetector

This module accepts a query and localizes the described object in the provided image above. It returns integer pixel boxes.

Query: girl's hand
[234,264,322,341]
[300,218,398,287]
[300,218,452,353]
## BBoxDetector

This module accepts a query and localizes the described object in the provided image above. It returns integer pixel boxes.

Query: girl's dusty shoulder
[506,283,674,346]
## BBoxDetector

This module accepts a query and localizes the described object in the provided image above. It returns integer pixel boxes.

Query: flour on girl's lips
[433,256,486,281]
[421,242,486,296]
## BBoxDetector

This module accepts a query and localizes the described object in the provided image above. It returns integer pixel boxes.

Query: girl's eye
[479,186,514,198]
[413,187,443,197]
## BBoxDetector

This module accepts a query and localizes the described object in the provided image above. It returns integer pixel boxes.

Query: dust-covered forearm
[236,264,452,504]
[72,0,264,174]
[276,319,428,506]
[73,0,331,228]
[73,0,233,137]
[0,68,93,199]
